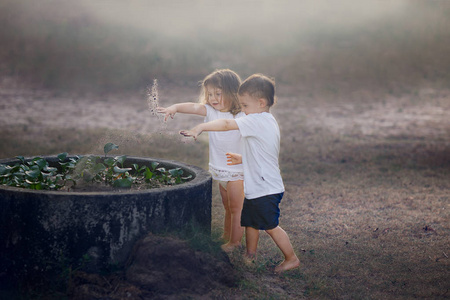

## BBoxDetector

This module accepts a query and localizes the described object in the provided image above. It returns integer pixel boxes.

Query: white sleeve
[204,104,216,122]
[235,114,257,138]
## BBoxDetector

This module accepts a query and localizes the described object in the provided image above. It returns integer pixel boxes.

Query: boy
[180,74,299,273]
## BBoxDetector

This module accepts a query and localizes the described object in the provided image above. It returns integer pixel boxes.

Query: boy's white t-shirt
[204,104,245,180]
[235,112,284,199]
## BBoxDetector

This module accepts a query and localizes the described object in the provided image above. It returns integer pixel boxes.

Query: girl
[157,69,245,251]
[180,74,300,273]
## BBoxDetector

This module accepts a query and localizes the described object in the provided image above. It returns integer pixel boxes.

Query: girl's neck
[219,104,231,113]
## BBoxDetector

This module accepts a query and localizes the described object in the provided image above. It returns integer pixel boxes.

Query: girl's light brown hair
[238,73,277,107]
[199,69,242,115]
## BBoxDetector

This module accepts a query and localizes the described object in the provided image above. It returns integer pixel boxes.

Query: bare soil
[0,79,449,299]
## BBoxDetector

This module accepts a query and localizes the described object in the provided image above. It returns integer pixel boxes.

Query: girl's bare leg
[265,226,300,273]
[219,184,231,242]
[221,180,244,252]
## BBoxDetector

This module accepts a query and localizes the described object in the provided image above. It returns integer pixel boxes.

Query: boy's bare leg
[221,180,244,252]
[244,226,260,262]
[219,184,231,242]
[266,226,300,273]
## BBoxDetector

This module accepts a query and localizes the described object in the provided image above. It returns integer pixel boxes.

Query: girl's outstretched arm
[156,103,207,121]
[180,119,239,140]
[226,153,242,165]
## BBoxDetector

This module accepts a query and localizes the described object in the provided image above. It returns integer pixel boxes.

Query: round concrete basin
[0,156,212,283]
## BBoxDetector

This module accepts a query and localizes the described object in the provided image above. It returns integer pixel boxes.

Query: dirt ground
[0,79,449,299]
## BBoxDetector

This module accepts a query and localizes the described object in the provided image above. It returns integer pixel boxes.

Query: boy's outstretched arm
[180,119,239,140]
[226,152,242,165]
[156,103,207,121]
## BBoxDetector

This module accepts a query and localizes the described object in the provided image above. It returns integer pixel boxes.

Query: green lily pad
[113,178,132,188]
[104,143,119,156]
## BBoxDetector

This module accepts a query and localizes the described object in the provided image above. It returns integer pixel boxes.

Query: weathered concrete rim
[0,155,210,195]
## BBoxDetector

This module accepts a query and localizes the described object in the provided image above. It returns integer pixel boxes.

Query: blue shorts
[240,193,283,230]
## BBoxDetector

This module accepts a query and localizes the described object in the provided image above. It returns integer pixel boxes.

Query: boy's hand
[156,106,176,121]
[180,126,202,141]
[226,152,242,165]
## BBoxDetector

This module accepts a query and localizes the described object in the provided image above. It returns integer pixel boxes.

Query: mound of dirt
[70,233,238,299]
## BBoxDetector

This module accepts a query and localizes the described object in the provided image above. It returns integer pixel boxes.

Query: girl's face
[206,85,228,112]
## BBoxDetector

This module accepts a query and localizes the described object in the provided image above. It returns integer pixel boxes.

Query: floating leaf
[44,166,58,173]
[57,152,68,161]
[115,155,127,166]
[145,167,154,180]
[103,157,115,167]
[25,179,38,185]
[25,169,41,179]
[16,156,25,164]
[113,166,132,174]
[20,164,30,172]
[133,164,146,173]
[113,178,132,188]
[0,165,8,175]
[92,163,107,174]
[40,171,52,178]
[104,143,119,156]
[156,167,166,173]
[32,158,47,170]
[32,182,43,190]
[169,168,183,177]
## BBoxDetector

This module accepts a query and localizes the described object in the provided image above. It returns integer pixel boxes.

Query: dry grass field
[0,78,448,299]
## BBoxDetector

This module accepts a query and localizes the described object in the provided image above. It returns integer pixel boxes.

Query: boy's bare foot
[274,257,300,273]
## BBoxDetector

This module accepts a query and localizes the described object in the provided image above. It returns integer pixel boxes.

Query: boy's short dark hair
[238,74,277,107]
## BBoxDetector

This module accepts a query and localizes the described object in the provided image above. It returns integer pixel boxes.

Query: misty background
[0,0,449,95]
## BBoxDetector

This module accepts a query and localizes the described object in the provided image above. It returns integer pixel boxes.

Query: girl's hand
[156,106,176,121]
[226,152,242,165]
[179,126,203,141]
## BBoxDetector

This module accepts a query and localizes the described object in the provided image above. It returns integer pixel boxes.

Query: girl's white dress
[204,104,245,182]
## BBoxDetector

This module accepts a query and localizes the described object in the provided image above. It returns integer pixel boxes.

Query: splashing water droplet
[147,78,167,131]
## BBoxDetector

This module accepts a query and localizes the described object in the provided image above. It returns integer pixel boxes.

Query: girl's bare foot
[243,253,257,266]
[274,257,300,273]
[221,242,242,253]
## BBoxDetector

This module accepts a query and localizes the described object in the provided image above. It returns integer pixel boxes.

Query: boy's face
[238,93,268,115]
[206,85,227,112]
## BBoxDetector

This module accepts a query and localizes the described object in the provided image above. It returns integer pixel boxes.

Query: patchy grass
[1,85,449,299]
